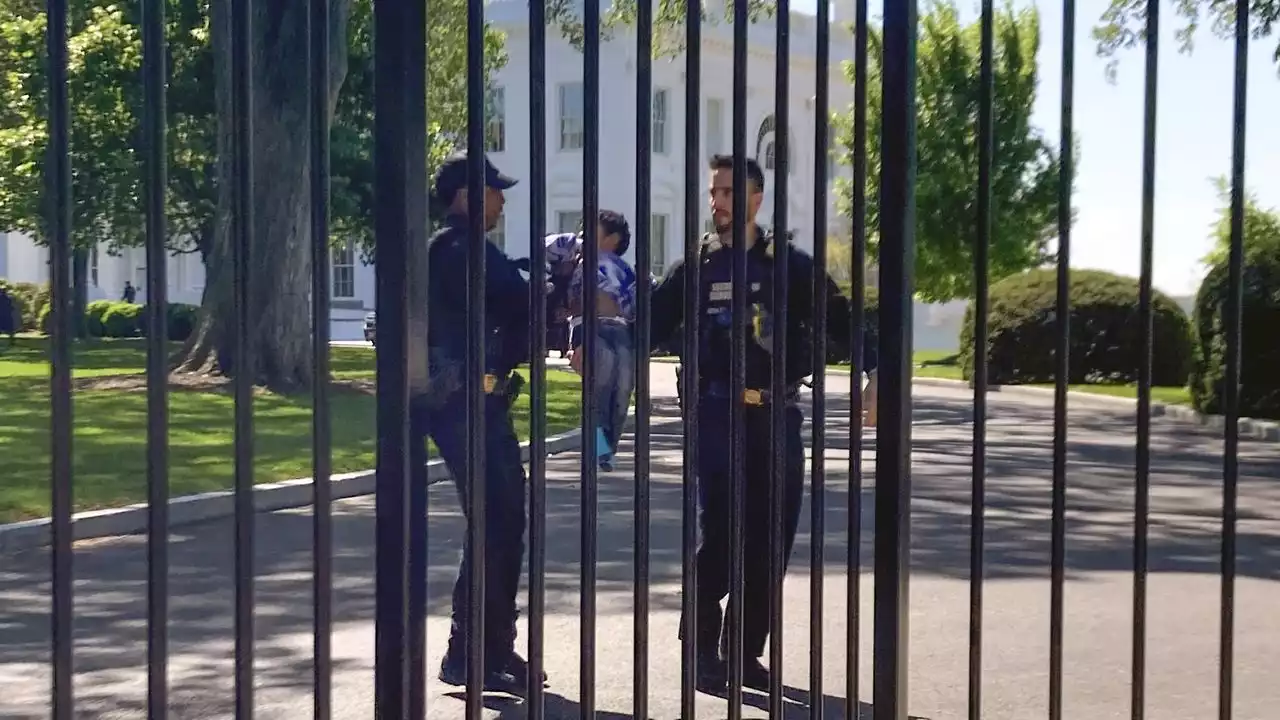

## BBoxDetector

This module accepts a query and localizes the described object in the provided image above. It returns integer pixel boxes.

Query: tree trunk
[178,0,351,391]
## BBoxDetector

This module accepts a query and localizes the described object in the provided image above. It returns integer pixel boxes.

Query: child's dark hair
[597,209,631,255]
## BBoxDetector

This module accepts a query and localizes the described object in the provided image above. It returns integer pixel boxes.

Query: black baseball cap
[432,150,518,207]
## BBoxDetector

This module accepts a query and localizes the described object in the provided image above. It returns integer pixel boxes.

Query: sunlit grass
[0,337,582,522]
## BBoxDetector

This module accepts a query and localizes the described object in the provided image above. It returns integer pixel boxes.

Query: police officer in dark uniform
[650,154,878,693]
[418,150,546,692]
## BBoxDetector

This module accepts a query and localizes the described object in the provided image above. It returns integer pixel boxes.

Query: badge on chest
[706,281,765,305]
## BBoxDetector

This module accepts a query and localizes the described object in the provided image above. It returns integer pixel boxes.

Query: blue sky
[801,0,1279,297]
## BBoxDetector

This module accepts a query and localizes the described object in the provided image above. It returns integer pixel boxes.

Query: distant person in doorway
[121,281,137,304]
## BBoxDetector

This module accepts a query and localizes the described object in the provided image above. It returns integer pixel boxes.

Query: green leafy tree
[331,0,507,258]
[0,0,505,386]
[1094,0,1278,79]
[832,1,1064,302]
[546,0,777,56]
[1202,176,1280,268]
[179,0,506,388]
[0,0,215,257]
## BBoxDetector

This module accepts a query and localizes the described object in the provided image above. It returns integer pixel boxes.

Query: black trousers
[684,395,806,659]
[411,390,527,667]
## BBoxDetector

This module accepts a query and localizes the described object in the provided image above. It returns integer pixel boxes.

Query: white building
[0,3,855,341]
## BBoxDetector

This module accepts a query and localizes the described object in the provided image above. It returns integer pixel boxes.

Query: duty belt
[702,379,799,406]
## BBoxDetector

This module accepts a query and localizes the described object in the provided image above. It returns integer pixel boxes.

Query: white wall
[485,3,854,277]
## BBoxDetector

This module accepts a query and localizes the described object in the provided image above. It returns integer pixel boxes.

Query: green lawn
[832,349,1191,406]
[0,338,582,522]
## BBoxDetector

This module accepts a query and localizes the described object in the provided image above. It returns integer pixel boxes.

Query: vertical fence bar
[769,1,791,715]
[1048,0,1075,713]
[969,0,993,717]
[372,0,414,707]
[811,0,831,713]
[1219,0,1248,715]
[230,0,257,712]
[580,0,601,711]
[872,0,917,713]
[403,0,429,710]
[633,0,653,716]
[728,0,749,713]
[463,0,488,712]
[308,0,333,713]
[847,0,869,713]
[1132,0,1160,715]
[526,0,549,713]
[679,3,702,714]
[141,0,170,712]
[45,0,74,713]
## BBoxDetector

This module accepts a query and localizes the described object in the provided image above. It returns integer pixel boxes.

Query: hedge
[960,268,1194,386]
[1190,246,1280,419]
[36,300,199,341]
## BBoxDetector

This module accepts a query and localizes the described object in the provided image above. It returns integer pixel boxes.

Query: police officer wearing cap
[649,154,879,693]
[418,150,546,692]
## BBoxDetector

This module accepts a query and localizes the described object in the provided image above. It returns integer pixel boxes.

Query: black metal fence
[31,0,1255,716]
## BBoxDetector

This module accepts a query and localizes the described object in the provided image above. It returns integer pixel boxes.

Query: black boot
[742,657,771,692]
[437,634,520,692]
[695,649,728,695]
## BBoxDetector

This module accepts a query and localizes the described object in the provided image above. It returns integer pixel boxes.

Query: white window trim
[332,240,356,299]
[485,87,506,153]
[650,213,668,276]
[652,88,670,155]
[558,82,584,151]
[556,210,583,234]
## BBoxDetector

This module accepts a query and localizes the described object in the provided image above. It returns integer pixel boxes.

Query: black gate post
[872,0,917,717]
[371,0,424,713]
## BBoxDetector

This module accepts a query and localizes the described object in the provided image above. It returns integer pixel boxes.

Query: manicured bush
[85,300,115,337]
[960,268,1194,386]
[1190,244,1280,420]
[101,302,143,338]
[139,302,200,342]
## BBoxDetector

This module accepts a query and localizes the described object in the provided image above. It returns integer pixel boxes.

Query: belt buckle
[483,374,498,394]
[743,388,763,406]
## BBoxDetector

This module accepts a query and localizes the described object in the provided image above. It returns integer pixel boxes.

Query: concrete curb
[905,376,1280,442]
[0,419,678,555]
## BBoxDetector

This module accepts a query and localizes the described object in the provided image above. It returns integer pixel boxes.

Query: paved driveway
[1,367,1277,718]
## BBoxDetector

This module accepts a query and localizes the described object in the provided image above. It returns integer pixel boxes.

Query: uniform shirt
[425,213,531,386]
[649,228,877,388]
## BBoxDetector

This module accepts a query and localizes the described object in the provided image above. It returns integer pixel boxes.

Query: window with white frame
[558,82,584,150]
[556,210,583,234]
[90,246,99,287]
[489,212,506,250]
[485,87,506,153]
[652,88,669,155]
[764,139,794,174]
[332,240,356,299]
[706,98,725,156]
[649,213,669,276]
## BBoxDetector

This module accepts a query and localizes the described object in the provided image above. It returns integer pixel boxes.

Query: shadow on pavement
[0,387,1275,716]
